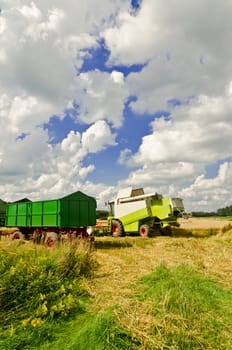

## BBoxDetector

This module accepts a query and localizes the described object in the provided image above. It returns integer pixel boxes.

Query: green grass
[1,309,139,350]
[136,264,232,349]
[0,241,95,350]
[1,238,232,350]
[0,241,137,350]
[37,309,139,350]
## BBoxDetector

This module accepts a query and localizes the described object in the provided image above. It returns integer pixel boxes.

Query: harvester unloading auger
[107,187,185,237]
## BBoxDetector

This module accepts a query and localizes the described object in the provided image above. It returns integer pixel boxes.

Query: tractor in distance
[107,187,185,237]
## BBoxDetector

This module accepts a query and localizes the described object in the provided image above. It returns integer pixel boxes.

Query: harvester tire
[139,224,150,237]
[11,231,25,240]
[45,232,58,248]
[112,220,124,237]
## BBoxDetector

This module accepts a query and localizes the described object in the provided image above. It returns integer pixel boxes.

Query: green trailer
[5,191,96,246]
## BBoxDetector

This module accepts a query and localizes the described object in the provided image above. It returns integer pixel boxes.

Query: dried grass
[82,223,232,348]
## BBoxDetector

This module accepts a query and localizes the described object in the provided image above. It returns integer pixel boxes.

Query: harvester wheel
[112,220,124,237]
[11,231,25,240]
[139,224,150,237]
[45,232,58,248]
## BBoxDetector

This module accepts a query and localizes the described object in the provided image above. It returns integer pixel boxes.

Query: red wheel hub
[46,237,55,248]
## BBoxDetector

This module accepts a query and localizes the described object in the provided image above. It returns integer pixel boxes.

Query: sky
[0,0,232,212]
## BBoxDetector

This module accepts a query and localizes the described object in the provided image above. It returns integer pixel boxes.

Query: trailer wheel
[139,224,150,238]
[11,231,25,240]
[45,232,58,248]
[112,220,124,237]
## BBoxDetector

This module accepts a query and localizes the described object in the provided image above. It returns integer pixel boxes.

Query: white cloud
[104,0,232,67]
[118,93,232,211]
[0,0,232,214]
[179,162,232,211]
[24,8,64,41]
[111,70,124,84]
[103,1,159,65]
[74,70,128,127]
[0,16,7,34]
[0,0,126,202]
[19,2,42,19]
[82,120,117,153]
[128,93,232,166]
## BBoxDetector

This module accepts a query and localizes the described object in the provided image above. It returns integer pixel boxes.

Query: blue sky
[44,39,169,184]
[0,0,232,211]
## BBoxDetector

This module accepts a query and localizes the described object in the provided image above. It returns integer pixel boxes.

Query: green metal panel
[124,222,139,232]
[43,200,60,227]
[121,207,149,226]
[5,204,16,226]
[60,192,96,227]
[30,200,60,227]
[5,202,30,227]
[150,197,171,219]
[31,202,43,226]
[5,191,96,228]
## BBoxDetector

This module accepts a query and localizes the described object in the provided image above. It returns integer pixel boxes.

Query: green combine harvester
[107,187,184,237]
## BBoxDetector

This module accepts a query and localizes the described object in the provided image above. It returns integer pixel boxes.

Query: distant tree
[0,199,7,226]
[96,210,109,219]
[192,211,217,217]
[192,204,232,217]
[217,205,232,216]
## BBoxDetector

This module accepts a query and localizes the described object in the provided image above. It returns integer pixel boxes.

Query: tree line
[192,204,232,217]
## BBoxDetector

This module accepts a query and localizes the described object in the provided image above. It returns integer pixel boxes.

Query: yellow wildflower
[10,326,15,336]
[58,302,65,311]
[31,318,43,327]
[9,266,16,275]
[39,293,46,301]
[51,305,58,311]
[22,318,30,327]
[66,294,75,309]
[41,302,48,315]
[60,284,66,294]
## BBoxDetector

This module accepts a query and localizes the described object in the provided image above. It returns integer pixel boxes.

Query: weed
[0,241,95,349]
[221,223,232,234]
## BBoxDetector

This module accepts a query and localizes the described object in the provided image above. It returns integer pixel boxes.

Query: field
[178,217,232,229]
[1,217,232,349]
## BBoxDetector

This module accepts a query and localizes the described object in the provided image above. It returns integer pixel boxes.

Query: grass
[221,222,232,234]
[133,264,232,349]
[38,309,139,350]
[0,240,95,350]
[1,223,232,349]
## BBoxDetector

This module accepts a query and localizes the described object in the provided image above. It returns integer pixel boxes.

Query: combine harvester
[107,187,184,237]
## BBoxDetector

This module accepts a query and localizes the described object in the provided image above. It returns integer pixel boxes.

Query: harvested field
[178,217,231,229]
[81,220,232,348]
[85,218,232,308]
